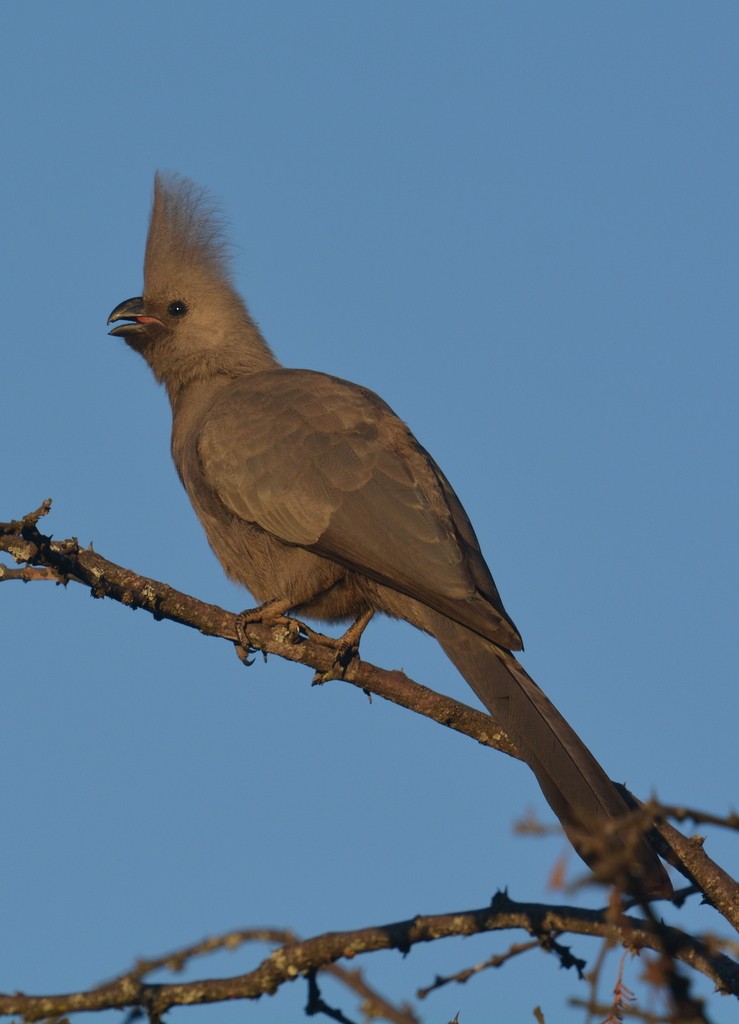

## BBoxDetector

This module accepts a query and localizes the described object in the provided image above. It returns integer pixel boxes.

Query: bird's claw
[311,638,360,685]
[235,642,258,667]
[309,609,374,684]
[234,598,297,666]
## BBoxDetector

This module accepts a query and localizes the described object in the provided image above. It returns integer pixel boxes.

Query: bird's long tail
[433,617,671,897]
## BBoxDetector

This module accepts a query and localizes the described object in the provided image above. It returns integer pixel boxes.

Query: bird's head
[108,173,275,393]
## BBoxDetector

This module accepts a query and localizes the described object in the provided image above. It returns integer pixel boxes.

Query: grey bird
[108,173,671,898]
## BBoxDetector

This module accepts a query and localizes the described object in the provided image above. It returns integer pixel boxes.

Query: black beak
[108,296,162,336]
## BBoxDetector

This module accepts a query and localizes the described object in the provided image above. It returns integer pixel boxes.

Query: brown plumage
[108,173,671,898]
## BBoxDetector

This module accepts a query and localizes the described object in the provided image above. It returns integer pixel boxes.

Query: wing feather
[197,369,520,646]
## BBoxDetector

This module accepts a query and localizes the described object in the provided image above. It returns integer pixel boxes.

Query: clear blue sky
[3,4,737,1022]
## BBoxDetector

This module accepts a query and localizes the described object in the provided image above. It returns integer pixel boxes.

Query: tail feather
[434,617,671,898]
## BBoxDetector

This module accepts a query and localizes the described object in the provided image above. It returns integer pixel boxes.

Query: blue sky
[2,4,737,1022]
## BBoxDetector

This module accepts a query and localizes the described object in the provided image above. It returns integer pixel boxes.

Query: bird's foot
[308,609,374,684]
[234,598,298,665]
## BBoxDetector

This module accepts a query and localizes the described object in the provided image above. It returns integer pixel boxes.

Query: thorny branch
[106,927,419,1024]
[0,501,518,757]
[0,892,737,1022]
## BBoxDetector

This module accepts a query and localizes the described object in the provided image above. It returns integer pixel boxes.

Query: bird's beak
[107,296,163,336]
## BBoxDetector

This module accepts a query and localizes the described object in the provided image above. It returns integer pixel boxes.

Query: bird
[108,173,671,898]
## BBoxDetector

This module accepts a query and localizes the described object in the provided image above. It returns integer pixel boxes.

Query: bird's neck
[164,327,280,412]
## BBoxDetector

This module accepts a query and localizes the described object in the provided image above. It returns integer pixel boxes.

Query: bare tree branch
[650,814,739,932]
[3,505,739,917]
[0,502,518,758]
[1,893,736,1021]
[105,927,418,1024]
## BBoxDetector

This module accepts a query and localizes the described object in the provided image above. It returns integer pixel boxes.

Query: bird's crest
[144,173,234,296]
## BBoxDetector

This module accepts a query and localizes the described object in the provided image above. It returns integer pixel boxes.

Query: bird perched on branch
[108,173,671,898]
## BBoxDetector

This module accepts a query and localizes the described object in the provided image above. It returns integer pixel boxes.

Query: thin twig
[656,804,739,833]
[417,939,540,997]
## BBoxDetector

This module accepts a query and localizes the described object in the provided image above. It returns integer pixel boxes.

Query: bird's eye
[168,300,188,317]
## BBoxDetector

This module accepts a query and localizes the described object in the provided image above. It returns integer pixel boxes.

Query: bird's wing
[197,369,520,647]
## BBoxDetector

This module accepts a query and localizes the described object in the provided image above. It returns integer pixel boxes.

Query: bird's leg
[309,608,375,684]
[238,596,295,624]
[235,594,374,678]
[235,597,298,664]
